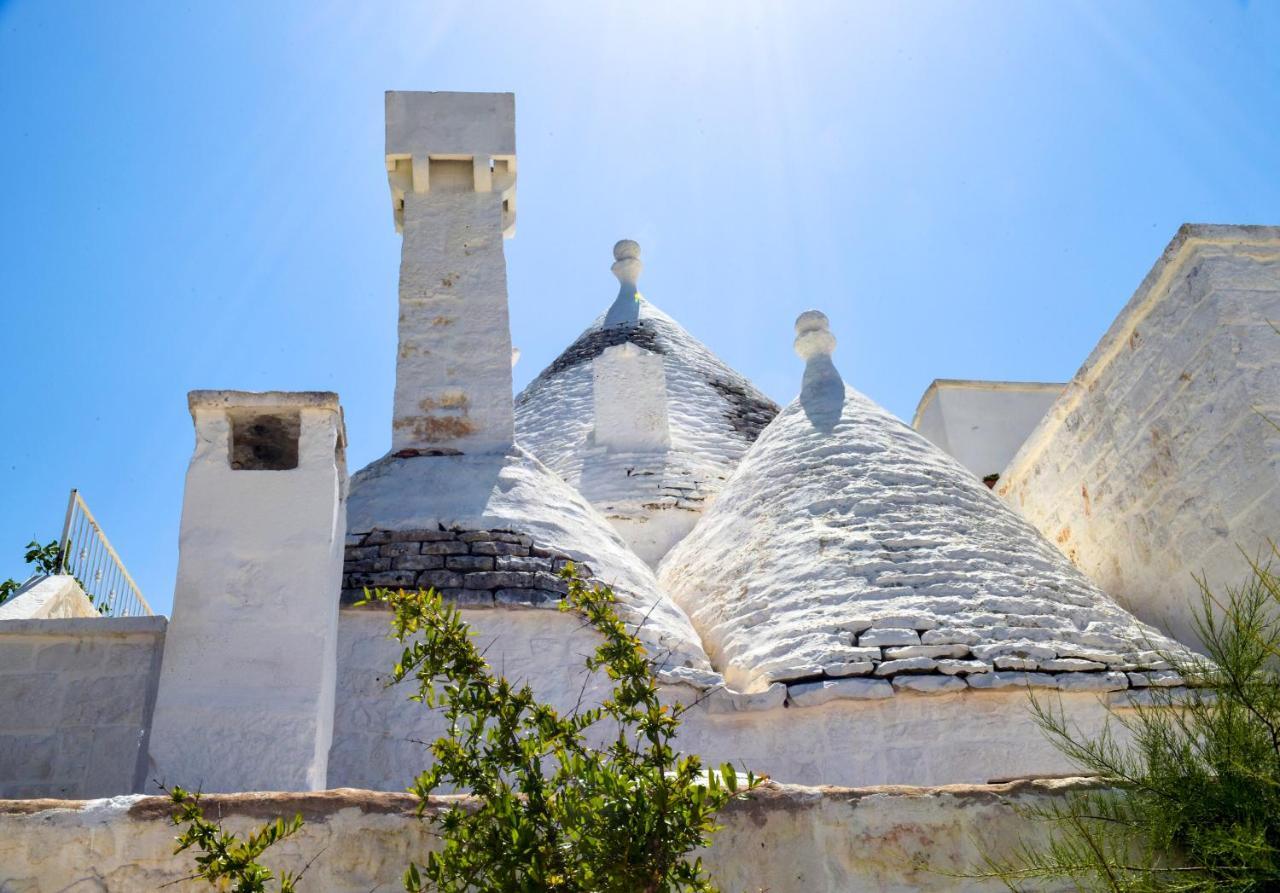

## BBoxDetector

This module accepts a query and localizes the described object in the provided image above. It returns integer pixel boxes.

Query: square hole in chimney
[229,410,301,470]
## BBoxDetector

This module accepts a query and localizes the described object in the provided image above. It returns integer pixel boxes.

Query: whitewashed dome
[345,447,717,687]
[514,241,778,566]
[659,311,1193,699]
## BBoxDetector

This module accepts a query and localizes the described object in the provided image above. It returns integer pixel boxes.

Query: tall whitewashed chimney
[384,91,517,455]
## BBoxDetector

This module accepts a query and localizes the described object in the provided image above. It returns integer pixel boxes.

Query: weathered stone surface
[858,628,920,648]
[1055,672,1129,692]
[822,660,874,677]
[786,677,893,707]
[884,644,970,660]
[936,659,992,676]
[998,226,1280,653]
[0,778,1111,893]
[967,672,1058,690]
[875,657,938,676]
[390,555,444,571]
[0,619,164,799]
[445,555,494,571]
[892,675,967,695]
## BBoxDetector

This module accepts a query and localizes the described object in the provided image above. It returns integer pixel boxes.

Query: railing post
[57,488,77,574]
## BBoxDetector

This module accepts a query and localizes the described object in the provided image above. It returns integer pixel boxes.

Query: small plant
[376,564,762,892]
[0,538,65,605]
[172,564,759,891]
[979,551,1280,891]
[165,785,307,892]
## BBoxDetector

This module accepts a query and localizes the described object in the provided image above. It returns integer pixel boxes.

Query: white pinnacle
[794,309,836,361]
[612,239,643,289]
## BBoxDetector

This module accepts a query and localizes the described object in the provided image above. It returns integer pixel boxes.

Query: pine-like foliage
[983,552,1280,891]
[379,563,761,893]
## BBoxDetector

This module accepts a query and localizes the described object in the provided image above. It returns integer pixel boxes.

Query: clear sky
[1,1,1277,616]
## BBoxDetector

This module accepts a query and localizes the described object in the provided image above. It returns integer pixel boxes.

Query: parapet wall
[0,779,1087,892]
[998,225,1280,648]
[330,606,1130,791]
[0,616,166,799]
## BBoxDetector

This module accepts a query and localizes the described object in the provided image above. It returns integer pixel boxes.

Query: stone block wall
[0,779,1091,891]
[0,616,166,799]
[341,527,591,608]
[998,226,1280,649]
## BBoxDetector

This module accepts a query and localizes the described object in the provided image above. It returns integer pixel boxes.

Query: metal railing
[58,489,153,617]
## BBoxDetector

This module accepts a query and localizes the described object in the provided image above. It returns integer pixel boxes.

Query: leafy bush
[0,539,65,604]
[982,552,1280,891]
[172,564,759,892]
[167,785,306,892]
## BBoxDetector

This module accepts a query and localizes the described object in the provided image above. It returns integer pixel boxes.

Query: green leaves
[373,566,762,892]
[985,550,1280,891]
[167,785,305,892]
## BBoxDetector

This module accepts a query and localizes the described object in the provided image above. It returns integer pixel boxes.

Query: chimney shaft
[385,92,517,454]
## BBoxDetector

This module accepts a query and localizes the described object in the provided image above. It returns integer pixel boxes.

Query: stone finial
[794,310,836,361]
[612,239,643,289]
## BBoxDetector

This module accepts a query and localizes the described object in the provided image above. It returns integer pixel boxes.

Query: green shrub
[981,552,1280,891]
[172,564,759,892]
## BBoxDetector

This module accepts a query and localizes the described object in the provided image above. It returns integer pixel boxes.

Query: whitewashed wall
[913,380,1064,479]
[0,616,165,799]
[0,779,1087,892]
[999,225,1280,649]
[330,607,1128,791]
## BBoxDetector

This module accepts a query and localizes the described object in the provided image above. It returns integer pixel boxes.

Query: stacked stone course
[342,528,592,609]
[779,614,1188,707]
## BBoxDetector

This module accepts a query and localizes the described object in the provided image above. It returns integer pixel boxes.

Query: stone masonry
[342,528,592,609]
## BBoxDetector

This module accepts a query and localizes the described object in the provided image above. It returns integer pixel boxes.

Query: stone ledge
[0,616,168,637]
[0,776,1106,819]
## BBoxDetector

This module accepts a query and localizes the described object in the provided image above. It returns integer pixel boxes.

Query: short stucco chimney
[147,390,347,793]
[385,91,518,455]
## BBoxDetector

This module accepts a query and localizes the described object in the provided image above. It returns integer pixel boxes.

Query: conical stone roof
[659,311,1194,701]
[514,241,778,565]
[345,447,717,687]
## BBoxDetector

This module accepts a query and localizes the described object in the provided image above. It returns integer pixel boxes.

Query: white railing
[58,489,153,617]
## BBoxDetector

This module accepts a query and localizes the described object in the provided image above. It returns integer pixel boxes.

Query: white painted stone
[660,310,1192,692]
[386,92,518,454]
[921,628,982,646]
[870,614,938,631]
[0,616,165,798]
[148,391,347,793]
[0,778,1114,893]
[859,628,921,648]
[786,677,893,707]
[1040,658,1107,671]
[1054,672,1129,693]
[822,660,875,677]
[592,342,670,451]
[515,246,777,568]
[0,576,95,620]
[936,659,992,675]
[345,447,712,677]
[912,379,1064,480]
[966,672,1058,690]
[875,657,938,675]
[893,675,967,695]
[884,644,970,660]
[999,224,1280,651]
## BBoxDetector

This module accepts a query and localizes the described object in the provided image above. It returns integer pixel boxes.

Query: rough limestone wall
[0,780,1090,892]
[999,226,1280,649]
[0,617,165,799]
[329,606,1129,791]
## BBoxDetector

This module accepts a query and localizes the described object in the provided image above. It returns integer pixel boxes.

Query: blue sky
[1,1,1277,616]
